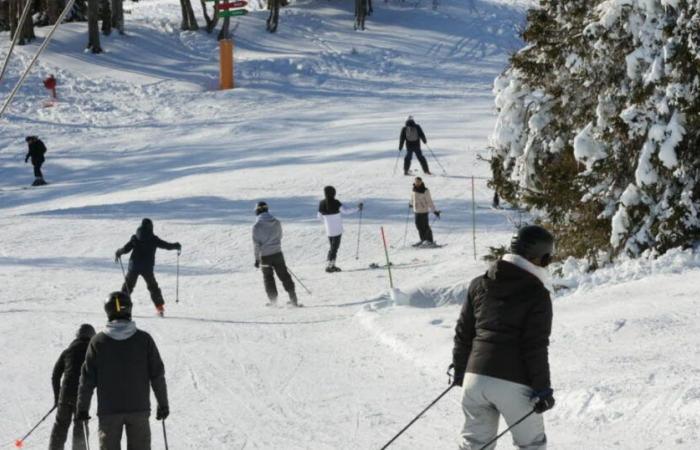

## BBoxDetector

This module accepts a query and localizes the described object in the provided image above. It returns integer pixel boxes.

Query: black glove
[358,202,364,211]
[448,363,465,387]
[254,260,260,269]
[533,389,555,413]
[175,242,182,251]
[156,405,169,420]
[114,249,123,262]
[434,211,441,218]
[24,158,28,163]
[75,411,91,421]
[408,203,412,209]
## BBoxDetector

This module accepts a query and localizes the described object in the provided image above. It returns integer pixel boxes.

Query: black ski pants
[404,148,429,173]
[260,252,295,301]
[33,160,44,178]
[49,403,88,450]
[98,412,150,450]
[122,270,164,307]
[415,213,433,243]
[327,235,342,262]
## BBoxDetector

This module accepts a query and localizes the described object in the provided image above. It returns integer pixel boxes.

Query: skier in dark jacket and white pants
[49,324,96,450]
[76,292,169,450]
[252,202,298,306]
[451,225,556,450]
[115,218,181,316]
[399,116,430,175]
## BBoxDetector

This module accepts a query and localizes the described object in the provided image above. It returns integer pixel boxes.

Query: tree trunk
[47,0,60,24]
[87,0,102,52]
[9,0,34,44]
[200,0,219,34]
[217,15,229,40]
[179,0,198,31]
[100,0,111,35]
[111,0,123,34]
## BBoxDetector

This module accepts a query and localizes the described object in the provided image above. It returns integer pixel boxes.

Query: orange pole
[219,39,234,90]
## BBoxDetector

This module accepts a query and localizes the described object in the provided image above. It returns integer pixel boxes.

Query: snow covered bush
[490,0,700,260]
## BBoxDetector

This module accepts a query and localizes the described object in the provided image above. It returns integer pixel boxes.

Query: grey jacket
[253,212,283,260]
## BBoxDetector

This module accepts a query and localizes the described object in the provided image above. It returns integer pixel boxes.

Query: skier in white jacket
[317,186,363,273]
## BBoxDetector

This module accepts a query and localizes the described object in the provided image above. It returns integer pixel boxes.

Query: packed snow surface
[1,1,699,448]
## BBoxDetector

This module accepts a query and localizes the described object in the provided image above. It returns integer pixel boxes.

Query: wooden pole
[219,38,234,90]
[471,176,477,261]
[380,226,394,289]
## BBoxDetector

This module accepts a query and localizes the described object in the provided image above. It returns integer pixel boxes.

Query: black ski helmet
[324,186,336,199]
[510,225,555,266]
[104,291,133,321]
[76,323,96,340]
[255,201,269,215]
[141,218,153,232]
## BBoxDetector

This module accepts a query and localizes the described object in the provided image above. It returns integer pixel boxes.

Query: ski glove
[533,389,555,414]
[175,242,182,251]
[156,405,169,420]
[434,211,441,218]
[75,411,91,421]
[448,363,465,387]
[358,202,364,211]
[114,249,123,262]
[254,260,260,269]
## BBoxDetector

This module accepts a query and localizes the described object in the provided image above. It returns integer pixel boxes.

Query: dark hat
[104,291,133,321]
[76,324,96,340]
[141,218,153,231]
[255,201,269,215]
[323,186,336,199]
[510,225,555,266]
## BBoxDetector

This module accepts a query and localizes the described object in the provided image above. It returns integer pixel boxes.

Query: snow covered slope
[1,1,699,448]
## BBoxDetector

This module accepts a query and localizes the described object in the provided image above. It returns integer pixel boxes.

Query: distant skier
[409,177,440,248]
[450,225,556,450]
[24,136,48,186]
[317,186,363,273]
[77,292,169,450]
[399,116,430,176]
[114,218,181,316]
[252,201,299,306]
[48,324,96,450]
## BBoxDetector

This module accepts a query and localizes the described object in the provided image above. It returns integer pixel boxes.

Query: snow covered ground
[1,0,699,448]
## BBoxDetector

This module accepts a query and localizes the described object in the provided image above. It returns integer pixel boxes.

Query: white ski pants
[459,373,547,450]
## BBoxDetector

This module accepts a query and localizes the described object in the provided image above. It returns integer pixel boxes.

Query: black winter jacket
[399,120,427,151]
[77,324,168,416]
[25,139,47,164]
[118,226,178,272]
[52,337,91,406]
[452,260,552,391]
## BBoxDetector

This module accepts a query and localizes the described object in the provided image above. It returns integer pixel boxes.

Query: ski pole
[14,405,56,448]
[355,207,363,260]
[380,385,453,449]
[380,226,394,289]
[287,266,312,295]
[477,408,536,450]
[82,420,90,450]
[425,144,448,175]
[117,257,131,295]
[175,250,181,303]
[162,419,169,450]
[392,150,401,175]
[402,204,411,247]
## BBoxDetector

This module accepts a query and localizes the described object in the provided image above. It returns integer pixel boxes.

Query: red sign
[215,1,247,9]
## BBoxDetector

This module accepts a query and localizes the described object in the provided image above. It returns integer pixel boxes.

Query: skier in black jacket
[398,116,430,175]
[115,218,181,316]
[24,136,48,186]
[76,292,169,450]
[48,324,96,450]
[451,225,556,450]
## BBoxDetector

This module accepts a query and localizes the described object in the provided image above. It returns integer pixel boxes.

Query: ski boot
[287,292,302,307]
[265,298,278,307]
[412,241,424,248]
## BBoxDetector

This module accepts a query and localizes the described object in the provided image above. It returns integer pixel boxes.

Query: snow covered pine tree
[490,0,700,261]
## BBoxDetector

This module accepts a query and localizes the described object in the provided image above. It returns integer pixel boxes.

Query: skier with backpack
[114,218,181,317]
[48,324,96,450]
[76,292,169,450]
[252,201,299,307]
[398,116,430,176]
[450,225,556,450]
[24,136,48,186]
[317,186,363,273]
[409,177,441,248]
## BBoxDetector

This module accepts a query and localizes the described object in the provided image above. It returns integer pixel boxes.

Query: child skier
[399,116,430,175]
[317,186,363,273]
[409,177,440,248]
[24,136,48,186]
[252,201,299,307]
[114,218,181,316]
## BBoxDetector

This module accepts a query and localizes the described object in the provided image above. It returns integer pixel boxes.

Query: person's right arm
[148,336,169,413]
[77,341,97,414]
[452,281,479,385]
